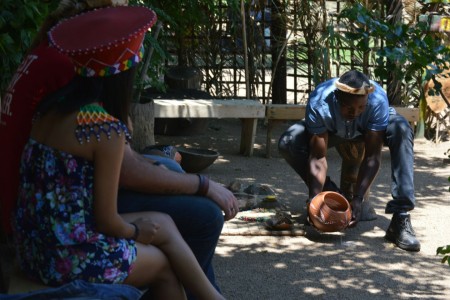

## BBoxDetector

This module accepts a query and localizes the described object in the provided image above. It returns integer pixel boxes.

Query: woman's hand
[206,180,239,221]
[132,217,161,245]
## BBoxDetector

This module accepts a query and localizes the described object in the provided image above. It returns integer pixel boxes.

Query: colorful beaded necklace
[75,104,131,144]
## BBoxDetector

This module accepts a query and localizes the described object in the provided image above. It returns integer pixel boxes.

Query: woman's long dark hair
[101,67,137,124]
[36,66,137,125]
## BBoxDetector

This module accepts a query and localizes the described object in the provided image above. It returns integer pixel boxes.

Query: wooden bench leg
[240,118,258,156]
[265,120,274,158]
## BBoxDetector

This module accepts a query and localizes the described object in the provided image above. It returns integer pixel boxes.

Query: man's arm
[308,132,329,200]
[119,144,239,220]
[349,129,384,226]
[120,144,198,194]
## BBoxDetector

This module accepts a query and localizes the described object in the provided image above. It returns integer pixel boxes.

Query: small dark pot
[178,147,219,173]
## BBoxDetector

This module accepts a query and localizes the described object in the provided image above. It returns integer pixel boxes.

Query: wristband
[196,174,210,196]
[153,161,162,166]
[130,222,140,240]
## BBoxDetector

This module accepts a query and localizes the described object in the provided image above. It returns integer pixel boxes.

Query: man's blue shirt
[305,78,392,139]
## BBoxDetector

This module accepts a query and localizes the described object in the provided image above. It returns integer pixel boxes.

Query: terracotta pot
[308,191,352,232]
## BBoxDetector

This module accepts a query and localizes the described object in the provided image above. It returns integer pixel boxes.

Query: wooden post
[271,0,287,104]
[130,101,155,153]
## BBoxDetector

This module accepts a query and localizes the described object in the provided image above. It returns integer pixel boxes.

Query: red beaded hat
[48,6,157,77]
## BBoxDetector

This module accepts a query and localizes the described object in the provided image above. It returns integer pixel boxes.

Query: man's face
[338,93,368,121]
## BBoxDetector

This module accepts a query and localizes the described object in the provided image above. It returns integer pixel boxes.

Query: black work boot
[385,213,421,252]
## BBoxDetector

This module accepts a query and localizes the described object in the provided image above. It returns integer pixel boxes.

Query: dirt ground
[156,118,450,300]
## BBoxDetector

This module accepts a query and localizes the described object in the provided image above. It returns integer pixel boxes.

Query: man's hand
[348,195,363,227]
[207,180,239,221]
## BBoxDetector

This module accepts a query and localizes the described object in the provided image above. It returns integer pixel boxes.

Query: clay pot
[177,147,219,173]
[308,191,352,232]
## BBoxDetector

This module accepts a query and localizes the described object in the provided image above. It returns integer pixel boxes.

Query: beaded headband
[48,6,157,77]
[334,70,376,96]
[335,80,375,95]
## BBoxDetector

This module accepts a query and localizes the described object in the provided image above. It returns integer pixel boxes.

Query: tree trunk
[271,0,287,104]
[414,94,427,140]
[130,101,155,153]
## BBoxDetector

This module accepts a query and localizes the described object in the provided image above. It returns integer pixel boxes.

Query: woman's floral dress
[13,138,136,286]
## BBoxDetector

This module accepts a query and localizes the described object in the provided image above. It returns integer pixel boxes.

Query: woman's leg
[123,243,186,300]
[117,191,224,297]
[121,212,225,300]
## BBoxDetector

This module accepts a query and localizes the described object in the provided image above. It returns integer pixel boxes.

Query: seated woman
[12,6,225,300]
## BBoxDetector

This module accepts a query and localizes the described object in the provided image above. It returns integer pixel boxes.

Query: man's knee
[277,132,292,157]
[388,114,413,139]
[182,199,224,239]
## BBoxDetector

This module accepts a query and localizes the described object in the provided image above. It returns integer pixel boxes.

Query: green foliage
[335,2,450,106]
[134,0,217,66]
[130,0,220,94]
[439,175,450,267]
[437,244,450,266]
[328,1,450,139]
[0,0,55,95]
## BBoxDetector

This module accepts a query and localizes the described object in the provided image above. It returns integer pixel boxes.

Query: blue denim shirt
[305,78,393,139]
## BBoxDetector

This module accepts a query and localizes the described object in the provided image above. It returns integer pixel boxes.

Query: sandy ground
[157,118,450,300]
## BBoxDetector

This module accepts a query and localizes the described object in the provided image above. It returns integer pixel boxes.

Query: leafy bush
[0,0,54,95]
[437,244,450,266]
[437,175,450,266]
[332,2,450,139]
[0,0,167,98]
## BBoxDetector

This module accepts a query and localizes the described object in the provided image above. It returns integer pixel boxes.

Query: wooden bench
[6,264,49,295]
[154,99,265,156]
[265,104,306,158]
[265,104,420,158]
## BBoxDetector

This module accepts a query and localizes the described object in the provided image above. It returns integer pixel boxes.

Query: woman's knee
[151,212,179,234]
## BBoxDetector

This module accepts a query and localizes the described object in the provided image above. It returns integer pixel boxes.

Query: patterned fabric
[75,104,131,144]
[13,137,136,286]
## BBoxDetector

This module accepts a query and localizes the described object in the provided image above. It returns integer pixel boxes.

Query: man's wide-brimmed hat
[335,70,375,95]
[48,6,157,77]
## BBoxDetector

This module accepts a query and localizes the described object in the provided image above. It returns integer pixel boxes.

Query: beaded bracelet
[238,216,270,222]
[130,222,140,240]
[196,174,210,196]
